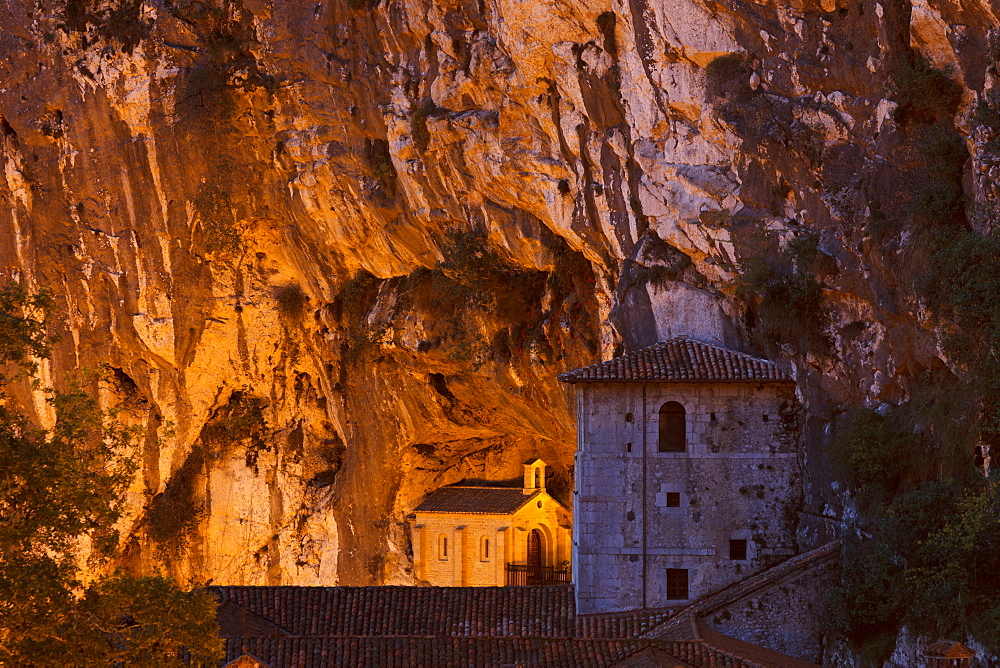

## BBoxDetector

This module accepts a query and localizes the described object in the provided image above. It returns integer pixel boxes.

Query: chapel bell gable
[409,456,571,588]
[523,458,545,494]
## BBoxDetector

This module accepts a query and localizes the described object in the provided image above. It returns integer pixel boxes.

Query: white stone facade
[409,460,572,587]
[572,381,801,613]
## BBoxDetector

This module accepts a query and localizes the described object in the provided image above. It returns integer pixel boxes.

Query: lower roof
[212,584,816,667]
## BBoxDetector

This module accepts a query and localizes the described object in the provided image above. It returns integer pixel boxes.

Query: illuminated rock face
[0,0,995,590]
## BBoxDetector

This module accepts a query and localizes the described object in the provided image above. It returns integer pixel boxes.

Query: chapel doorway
[527,529,544,568]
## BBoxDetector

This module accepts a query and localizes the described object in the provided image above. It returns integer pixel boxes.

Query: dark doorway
[527,529,543,567]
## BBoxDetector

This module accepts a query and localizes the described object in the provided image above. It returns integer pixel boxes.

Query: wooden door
[527,529,543,567]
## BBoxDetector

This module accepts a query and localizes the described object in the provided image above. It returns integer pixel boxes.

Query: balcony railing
[505,564,571,586]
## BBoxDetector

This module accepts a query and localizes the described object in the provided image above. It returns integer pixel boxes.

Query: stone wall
[702,550,838,664]
[574,380,801,613]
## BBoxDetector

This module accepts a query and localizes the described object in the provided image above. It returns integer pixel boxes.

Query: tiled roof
[924,640,975,659]
[213,585,807,667]
[224,637,650,668]
[222,637,772,668]
[695,620,818,668]
[212,585,672,639]
[558,337,790,384]
[413,486,537,515]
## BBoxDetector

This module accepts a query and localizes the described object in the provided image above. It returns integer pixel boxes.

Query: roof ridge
[559,338,791,384]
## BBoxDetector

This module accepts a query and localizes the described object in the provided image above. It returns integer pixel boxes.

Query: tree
[0,283,222,665]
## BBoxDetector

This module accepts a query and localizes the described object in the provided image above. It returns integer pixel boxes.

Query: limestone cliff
[0,0,995,614]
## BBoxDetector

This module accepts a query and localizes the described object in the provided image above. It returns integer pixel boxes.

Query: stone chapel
[559,336,802,614]
[408,459,572,587]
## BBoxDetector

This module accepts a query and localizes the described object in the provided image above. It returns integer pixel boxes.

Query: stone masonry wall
[704,556,838,664]
[574,381,801,613]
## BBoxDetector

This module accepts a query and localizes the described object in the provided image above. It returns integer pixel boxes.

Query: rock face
[0,0,995,603]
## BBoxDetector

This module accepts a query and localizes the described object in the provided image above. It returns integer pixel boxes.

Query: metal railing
[505,564,571,586]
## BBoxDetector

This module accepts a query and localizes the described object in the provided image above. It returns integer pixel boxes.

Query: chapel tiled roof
[413,486,539,515]
[558,337,791,384]
[211,585,673,639]
[924,640,976,659]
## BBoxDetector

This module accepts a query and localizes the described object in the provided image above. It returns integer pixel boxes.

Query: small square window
[666,568,688,600]
[729,539,748,561]
[665,492,681,507]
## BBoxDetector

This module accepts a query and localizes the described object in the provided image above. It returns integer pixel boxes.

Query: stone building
[559,337,802,614]
[408,458,572,587]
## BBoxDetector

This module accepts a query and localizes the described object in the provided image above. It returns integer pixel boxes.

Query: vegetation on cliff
[0,283,221,664]
[824,55,1000,659]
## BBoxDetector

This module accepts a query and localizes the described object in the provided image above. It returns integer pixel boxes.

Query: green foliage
[201,390,270,468]
[411,102,432,154]
[922,229,1000,441]
[363,139,397,197]
[146,448,205,560]
[971,88,1000,154]
[274,283,309,320]
[0,283,54,380]
[911,122,969,228]
[704,54,822,164]
[832,479,1000,657]
[827,533,907,662]
[57,0,152,54]
[335,270,389,353]
[735,237,829,354]
[309,434,346,488]
[831,408,916,496]
[428,229,547,323]
[891,55,962,125]
[972,95,1000,158]
[194,181,241,255]
[13,573,223,665]
[168,0,257,67]
[596,10,616,34]
[0,283,221,664]
[705,53,755,102]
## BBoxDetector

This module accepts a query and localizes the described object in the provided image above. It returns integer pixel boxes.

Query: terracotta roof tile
[925,640,975,659]
[413,487,536,515]
[212,585,810,667]
[558,338,790,384]
[225,637,653,668]
[222,637,773,668]
[213,586,675,640]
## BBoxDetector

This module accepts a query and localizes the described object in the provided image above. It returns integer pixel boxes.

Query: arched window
[439,535,448,560]
[658,401,686,452]
[534,468,541,489]
[481,536,490,561]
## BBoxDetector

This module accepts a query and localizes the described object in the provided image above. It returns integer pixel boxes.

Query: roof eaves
[558,376,795,384]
